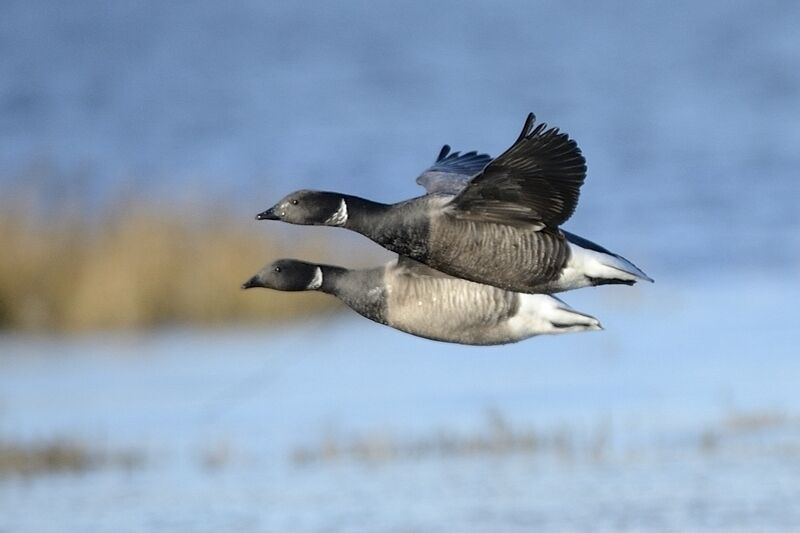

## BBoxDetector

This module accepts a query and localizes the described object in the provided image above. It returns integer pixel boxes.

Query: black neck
[339,194,393,237]
[339,194,429,261]
[318,264,349,295]
[316,262,388,325]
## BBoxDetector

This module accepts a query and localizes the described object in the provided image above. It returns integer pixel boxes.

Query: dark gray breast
[358,196,436,260]
[425,212,570,293]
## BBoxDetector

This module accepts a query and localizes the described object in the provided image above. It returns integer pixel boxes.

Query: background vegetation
[0,189,352,333]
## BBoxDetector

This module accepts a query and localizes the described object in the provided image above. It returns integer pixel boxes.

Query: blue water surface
[2,276,800,532]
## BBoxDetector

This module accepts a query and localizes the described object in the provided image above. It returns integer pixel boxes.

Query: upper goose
[256,113,652,294]
[242,256,601,346]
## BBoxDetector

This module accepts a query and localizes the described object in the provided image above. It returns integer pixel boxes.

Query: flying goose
[242,256,601,346]
[256,113,652,294]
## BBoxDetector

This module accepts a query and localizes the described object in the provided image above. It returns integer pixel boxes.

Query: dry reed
[0,197,359,332]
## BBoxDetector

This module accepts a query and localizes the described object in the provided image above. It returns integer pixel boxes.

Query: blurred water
[2,1,800,531]
[2,278,800,531]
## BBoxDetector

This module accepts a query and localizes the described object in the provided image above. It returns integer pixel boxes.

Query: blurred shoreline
[0,193,350,333]
[3,407,798,478]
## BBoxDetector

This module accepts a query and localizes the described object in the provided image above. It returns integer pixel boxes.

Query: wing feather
[446,113,586,227]
[415,145,492,195]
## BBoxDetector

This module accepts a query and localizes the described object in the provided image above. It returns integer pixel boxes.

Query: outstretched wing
[415,145,492,195]
[446,113,586,228]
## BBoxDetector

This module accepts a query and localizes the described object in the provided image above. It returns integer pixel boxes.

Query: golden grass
[0,199,359,332]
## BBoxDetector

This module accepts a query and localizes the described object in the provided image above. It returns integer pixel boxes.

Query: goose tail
[563,230,654,286]
[514,294,602,335]
[546,296,603,333]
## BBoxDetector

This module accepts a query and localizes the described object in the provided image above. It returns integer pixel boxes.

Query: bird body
[242,257,601,346]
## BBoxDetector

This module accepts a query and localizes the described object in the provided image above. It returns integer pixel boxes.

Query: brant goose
[257,113,652,294]
[242,256,601,346]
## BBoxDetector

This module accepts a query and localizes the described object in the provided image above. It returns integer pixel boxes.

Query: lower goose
[242,256,601,346]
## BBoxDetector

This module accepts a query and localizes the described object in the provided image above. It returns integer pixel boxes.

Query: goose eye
[291,199,298,205]
[274,266,281,273]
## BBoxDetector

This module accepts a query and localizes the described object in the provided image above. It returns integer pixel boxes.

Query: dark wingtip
[436,144,451,162]
[515,113,536,143]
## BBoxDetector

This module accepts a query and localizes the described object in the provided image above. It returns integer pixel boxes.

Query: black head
[241,259,324,292]
[256,190,348,226]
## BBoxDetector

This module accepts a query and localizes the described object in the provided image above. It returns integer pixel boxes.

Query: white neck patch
[325,199,348,226]
[307,267,323,290]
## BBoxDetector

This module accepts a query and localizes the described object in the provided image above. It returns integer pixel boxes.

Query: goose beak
[241,276,261,289]
[256,207,279,220]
